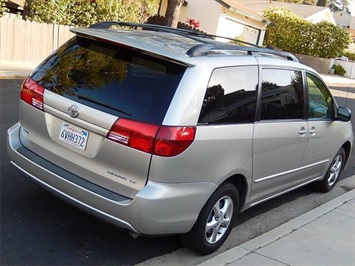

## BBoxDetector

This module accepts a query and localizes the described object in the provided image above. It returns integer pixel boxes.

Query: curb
[0,61,37,79]
[0,70,32,79]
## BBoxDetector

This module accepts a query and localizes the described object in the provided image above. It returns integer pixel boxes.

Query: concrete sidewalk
[0,61,38,79]
[198,189,355,266]
[321,73,355,86]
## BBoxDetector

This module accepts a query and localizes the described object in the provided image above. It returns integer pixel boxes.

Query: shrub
[263,7,351,58]
[25,0,159,27]
[333,64,346,76]
[343,51,355,61]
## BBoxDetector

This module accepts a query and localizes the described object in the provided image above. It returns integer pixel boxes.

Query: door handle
[298,127,307,135]
[309,127,317,135]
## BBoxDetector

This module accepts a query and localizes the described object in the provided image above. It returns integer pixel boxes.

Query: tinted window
[198,66,258,124]
[260,69,304,120]
[306,73,333,120]
[31,37,186,124]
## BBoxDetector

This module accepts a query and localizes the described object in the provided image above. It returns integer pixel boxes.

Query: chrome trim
[254,159,330,183]
[299,160,329,171]
[254,168,299,183]
[250,175,323,207]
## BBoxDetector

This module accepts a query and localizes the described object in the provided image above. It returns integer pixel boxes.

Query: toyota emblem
[68,105,79,118]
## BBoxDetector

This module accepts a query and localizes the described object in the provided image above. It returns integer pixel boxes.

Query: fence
[0,14,74,65]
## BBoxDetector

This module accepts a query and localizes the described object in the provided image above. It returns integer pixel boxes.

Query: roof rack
[88,21,299,62]
[187,43,299,62]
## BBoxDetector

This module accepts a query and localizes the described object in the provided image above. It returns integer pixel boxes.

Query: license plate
[59,122,89,151]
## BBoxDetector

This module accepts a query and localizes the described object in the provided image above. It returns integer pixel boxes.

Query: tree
[327,0,352,14]
[317,0,327,6]
[0,0,8,17]
[164,0,184,27]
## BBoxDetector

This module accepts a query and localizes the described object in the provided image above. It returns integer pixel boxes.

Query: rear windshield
[31,36,186,124]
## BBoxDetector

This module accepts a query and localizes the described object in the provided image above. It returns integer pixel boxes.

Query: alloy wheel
[205,196,233,244]
[327,154,343,187]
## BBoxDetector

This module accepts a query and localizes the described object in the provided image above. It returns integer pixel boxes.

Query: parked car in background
[7,22,353,255]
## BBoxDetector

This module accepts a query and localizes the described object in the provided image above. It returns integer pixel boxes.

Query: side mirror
[336,107,351,122]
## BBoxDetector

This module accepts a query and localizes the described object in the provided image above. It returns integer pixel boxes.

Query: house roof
[6,0,24,7]
[5,0,25,11]
[229,0,329,19]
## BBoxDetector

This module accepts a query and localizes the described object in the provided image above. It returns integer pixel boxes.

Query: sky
[349,0,354,15]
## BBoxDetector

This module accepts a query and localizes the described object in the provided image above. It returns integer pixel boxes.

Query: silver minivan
[7,22,353,254]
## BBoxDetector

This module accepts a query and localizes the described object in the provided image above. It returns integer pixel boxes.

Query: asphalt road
[1,79,354,265]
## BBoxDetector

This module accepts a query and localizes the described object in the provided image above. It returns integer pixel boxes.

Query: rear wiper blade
[77,94,132,116]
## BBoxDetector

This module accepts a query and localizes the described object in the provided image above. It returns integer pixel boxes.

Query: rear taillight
[20,77,44,111]
[107,118,159,154]
[154,126,196,157]
[107,118,196,157]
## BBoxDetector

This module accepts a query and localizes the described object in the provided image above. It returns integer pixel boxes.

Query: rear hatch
[19,35,186,198]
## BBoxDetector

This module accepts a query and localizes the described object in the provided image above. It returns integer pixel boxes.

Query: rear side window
[31,37,186,124]
[260,69,304,120]
[198,66,258,124]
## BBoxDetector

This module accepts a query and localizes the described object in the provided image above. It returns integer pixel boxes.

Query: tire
[181,182,239,255]
[314,148,346,193]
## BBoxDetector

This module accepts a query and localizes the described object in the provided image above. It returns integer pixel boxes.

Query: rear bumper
[7,123,216,235]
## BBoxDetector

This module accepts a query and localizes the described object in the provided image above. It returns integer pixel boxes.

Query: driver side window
[306,73,334,120]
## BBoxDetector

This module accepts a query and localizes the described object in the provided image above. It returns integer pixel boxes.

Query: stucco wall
[178,0,221,34]
[159,0,221,34]
[307,9,336,24]
[334,59,355,79]
[293,52,334,74]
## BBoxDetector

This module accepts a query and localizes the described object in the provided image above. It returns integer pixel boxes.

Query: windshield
[31,36,186,124]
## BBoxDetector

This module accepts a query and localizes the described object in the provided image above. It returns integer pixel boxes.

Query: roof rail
[187,43,299,62]
[88,21,298,62]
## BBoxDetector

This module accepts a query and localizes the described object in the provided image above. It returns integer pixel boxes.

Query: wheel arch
[342,141,352,167]
[223,174,248,212]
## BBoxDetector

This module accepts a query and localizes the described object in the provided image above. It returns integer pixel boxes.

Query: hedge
[263,7,351,58]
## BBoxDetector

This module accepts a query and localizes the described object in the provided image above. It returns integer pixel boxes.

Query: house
[241,0,336,24]
[158,0,336,46]
[4,0,24,15]
[333,11,355,28]
[158,0,270,46]
[332,10,355,41]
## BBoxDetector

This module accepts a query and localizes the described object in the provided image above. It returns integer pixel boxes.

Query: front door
[251,68,307,204]
[294,73,340,186]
